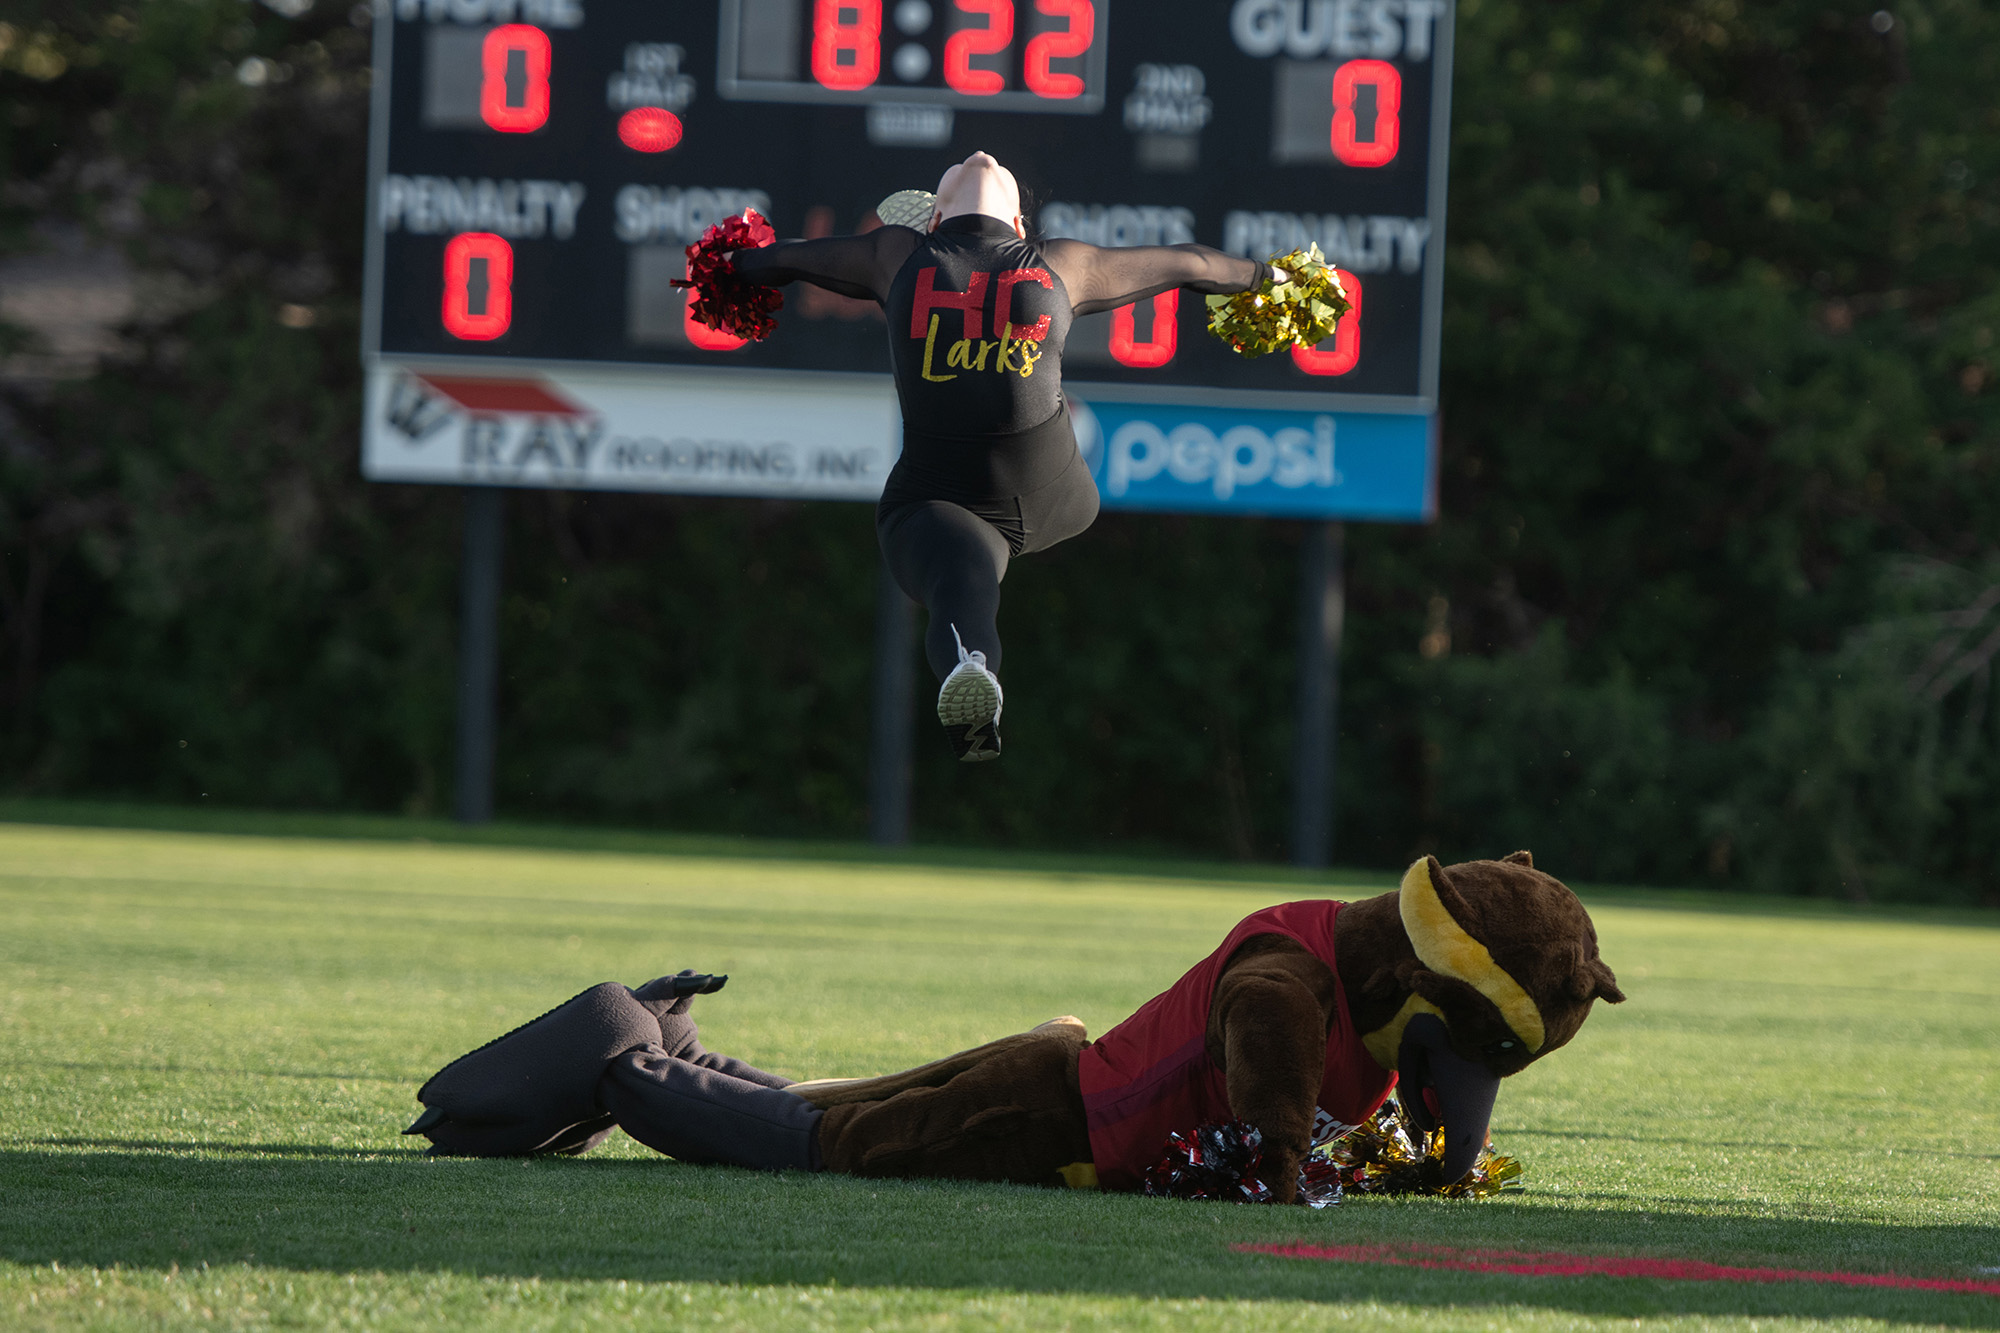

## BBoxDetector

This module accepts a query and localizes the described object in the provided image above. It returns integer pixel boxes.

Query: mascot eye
[1499,1040,1516,1049]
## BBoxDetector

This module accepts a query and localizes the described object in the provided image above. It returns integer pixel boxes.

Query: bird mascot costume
[405,852,1623,1202]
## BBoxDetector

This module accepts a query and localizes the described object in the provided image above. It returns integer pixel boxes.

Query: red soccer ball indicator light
[618,106,684,152]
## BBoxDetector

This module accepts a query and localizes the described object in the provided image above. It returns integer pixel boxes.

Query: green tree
[1336,0,1999,899]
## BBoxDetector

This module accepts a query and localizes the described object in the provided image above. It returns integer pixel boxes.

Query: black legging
[733,220,1267,689]
[878,446,1099,681]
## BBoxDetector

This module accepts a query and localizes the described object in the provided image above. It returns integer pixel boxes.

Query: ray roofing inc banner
[362,363,1435,521]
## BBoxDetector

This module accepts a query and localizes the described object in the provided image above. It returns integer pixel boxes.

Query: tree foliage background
[2,0,1995,901]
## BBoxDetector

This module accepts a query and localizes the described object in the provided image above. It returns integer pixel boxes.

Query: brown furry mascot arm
[1205,935,1339,1204]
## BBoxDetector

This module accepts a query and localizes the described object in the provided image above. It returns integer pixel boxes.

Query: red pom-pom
[672,208,784,342]
[1142,1121,1274,1203]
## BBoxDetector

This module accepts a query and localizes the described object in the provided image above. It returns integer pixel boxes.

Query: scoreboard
[361,0,1452,518]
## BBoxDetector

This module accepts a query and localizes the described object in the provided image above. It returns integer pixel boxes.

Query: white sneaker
[936,625,1003,763]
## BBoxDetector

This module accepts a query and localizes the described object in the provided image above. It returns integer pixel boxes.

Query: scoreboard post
[361,0,1455,858]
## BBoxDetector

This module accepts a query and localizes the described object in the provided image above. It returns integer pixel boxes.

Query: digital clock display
[364,0,1454,436]
[718,0,1108,112]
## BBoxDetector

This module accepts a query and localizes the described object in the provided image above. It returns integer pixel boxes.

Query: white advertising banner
[361,359,901,499]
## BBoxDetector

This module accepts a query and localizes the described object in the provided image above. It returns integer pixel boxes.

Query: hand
[1269,266,1292,284]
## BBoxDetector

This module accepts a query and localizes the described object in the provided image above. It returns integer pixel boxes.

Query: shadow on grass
[26,1138,427,1160]
[4,1145,1997,1325]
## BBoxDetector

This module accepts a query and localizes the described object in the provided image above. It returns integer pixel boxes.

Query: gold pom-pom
[1205,244,1352,358]
[1301,1097,1526,1201]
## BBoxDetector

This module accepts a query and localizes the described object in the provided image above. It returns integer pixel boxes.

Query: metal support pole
[453,486,504,825]
[1290,520,1346,869]
[867,553,917,844]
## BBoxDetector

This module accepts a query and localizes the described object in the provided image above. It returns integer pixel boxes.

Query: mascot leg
[408,982,1091,1187]
[600,1047,823,1171]
[786,1017,1087,1106]
[632,973,795,1089]
[815,1026,1091,1187]
[407,971,730,1157]
[676,1049,796,1088]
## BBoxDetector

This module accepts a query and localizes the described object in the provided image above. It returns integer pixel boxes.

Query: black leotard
[733,216,1270,683]
[735,216,1270,502]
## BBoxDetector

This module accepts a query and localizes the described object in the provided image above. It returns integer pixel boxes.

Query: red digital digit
[1290,270,1361,375]
[1109,290,1177,368]
[812,0,882,91]
[1023,0,1092,99]
[683,261,747,350]
[944,0,1014,95]
[480,25,551,133]
[442,233,514,341]
[1330,59,1400,167]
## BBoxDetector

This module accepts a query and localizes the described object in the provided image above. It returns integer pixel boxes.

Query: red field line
[1239,1243,2000,1297]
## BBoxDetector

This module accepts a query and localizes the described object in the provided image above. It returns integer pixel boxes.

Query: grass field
[2,811,1997,1331]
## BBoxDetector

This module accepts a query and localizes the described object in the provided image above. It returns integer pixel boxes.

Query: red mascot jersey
[1076,900,1396,1192]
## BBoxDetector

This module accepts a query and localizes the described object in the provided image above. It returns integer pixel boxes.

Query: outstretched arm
[1206,935,1340,1204]
[731,226,924,303]
[1042,239,1275,317]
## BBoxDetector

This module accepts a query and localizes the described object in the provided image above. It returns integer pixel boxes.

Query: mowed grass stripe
[2,818,1998,1331]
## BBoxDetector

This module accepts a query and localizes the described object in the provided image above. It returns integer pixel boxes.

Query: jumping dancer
[731,152,1283,761]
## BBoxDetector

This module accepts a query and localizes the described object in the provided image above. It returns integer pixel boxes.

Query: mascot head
[1348,852,1624,1181]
